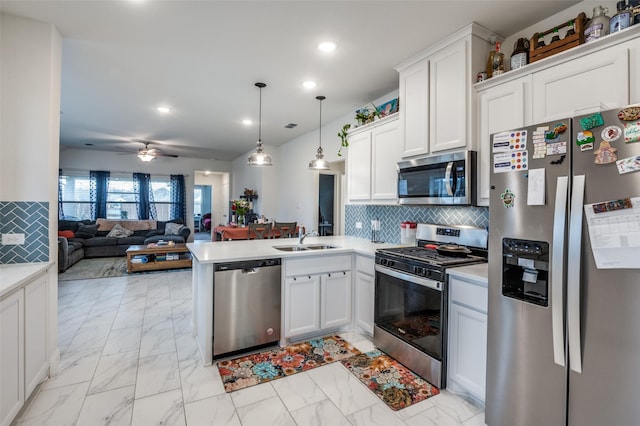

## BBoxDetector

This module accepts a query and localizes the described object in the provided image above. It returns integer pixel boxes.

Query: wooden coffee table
[126,244,192,273]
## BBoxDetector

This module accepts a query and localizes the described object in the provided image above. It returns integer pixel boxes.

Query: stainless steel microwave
[397,150,476,205]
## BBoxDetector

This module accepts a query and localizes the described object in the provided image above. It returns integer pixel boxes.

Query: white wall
[231,143,280,220]
[1,13,62,372]
[59,148,232,240]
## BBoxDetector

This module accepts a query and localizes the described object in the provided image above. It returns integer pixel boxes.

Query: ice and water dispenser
[502,238,550,307]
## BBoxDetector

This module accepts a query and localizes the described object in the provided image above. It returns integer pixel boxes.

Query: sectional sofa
[57,218,190,272]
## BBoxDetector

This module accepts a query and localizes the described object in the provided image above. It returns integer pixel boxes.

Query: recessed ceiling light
[318,42,336,52]
[157,106,171,114]
[242,119,253,126]
[303,81,317,89]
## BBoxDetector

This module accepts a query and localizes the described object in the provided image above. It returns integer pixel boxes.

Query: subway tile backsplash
[0,201,49,264]
[345,204,489,244]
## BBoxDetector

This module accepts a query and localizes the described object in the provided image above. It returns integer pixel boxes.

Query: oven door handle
[375,264,442,291]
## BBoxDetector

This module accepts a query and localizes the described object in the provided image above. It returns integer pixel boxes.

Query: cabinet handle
[308,275,311,279]
[293,277,296,281]
[343,271,346,276]
[328,273,331,277]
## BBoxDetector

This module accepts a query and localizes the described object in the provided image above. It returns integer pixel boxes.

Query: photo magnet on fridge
[623,121,640,143]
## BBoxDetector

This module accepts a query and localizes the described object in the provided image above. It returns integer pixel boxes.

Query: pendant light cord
[316,95,326,150]
[258,85,262,143]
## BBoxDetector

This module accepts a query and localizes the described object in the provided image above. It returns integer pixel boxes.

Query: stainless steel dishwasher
[213,258,281,358]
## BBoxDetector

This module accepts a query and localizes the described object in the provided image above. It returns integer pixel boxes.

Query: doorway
[317,160,344,236]
[193,185,212,240]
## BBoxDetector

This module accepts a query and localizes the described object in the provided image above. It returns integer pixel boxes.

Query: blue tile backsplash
[345,204,489,244]
[0,201,49,264]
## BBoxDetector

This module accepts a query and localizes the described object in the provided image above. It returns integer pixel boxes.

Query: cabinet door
[477,77,530,206]
[320,271,352,330]
[399,59,430,157]
[284,276,320,338]
[1,290,25,426]
[430,39,468,152]
[24,274,48,396]
[371,119,401,200]
[631,42,640,104]
[448,302,487,403]
[355,271,374,336]
[347,130,372,201]
[532,47,629,122]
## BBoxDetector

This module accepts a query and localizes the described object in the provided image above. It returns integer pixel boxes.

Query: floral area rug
[217,335,361,392]
[341,349,440,411]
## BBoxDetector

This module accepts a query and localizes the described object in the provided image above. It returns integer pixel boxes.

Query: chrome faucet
[298,230,318,244]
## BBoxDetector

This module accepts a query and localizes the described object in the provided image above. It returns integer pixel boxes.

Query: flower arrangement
[231,199,250,217]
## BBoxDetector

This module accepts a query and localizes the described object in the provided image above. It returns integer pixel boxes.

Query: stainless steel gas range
[374,223,488,388]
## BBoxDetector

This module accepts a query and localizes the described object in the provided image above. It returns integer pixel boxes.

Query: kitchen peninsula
[187,236,398,365]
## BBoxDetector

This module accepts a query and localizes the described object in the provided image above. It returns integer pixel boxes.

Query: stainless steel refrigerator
[486,105,640,425]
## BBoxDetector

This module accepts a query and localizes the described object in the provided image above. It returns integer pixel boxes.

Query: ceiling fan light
[138,152,155,162]
[248,82,273,167]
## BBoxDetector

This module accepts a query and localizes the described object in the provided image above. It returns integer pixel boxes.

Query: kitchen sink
[273,244,339,252]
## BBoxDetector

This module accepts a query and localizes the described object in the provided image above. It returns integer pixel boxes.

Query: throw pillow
[75,224,98,239]
[165,222,185,236]
[106,223,134,238]
[58,230,75,238]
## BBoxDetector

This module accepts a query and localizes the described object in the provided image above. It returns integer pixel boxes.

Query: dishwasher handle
[215,258,281,271]
[241,268,259,274]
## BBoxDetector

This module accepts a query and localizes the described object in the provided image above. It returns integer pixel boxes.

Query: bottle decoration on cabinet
[486,38,505,79]
[510,38,530,71]
[610,1,632,34]
[584,5,611,42]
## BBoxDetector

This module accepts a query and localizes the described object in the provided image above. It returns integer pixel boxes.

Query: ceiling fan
[121,140,179,162]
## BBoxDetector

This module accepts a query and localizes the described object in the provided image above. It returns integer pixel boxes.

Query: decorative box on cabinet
[396,23,496,158]
[346,115,400,203]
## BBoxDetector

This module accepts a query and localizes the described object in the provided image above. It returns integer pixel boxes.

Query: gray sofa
[58,219,190,272]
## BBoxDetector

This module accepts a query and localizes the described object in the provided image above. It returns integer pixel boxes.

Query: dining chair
[274,221,297,238]
[248,222,273,239]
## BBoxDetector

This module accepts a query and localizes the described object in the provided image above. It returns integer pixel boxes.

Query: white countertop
[0,262,52,298]
[187,235,399,263]
[447,263,488,282]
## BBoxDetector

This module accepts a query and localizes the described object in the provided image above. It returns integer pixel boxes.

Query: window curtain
[170,174,186,220]
[58,169,65,219]
[90,170,110,220]
[133,173,157,220]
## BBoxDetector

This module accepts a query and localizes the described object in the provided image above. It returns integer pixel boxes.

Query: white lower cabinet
[1,290,25,426]
[354,255,375,336]
[284,255,352,340]
[1,270,49,426]
[447,271,487,404]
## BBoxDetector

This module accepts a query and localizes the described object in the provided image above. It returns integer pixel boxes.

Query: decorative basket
[529,12,587,63]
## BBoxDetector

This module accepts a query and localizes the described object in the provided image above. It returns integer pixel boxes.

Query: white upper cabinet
[347,115,401,204]
[429,39,469,153]
[632,40,640,104]
[396,23,495,159]
[477,76,531,206]
[532,46,629,122]
[399,60,430,157]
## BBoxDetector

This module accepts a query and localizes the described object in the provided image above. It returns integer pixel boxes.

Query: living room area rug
[58,257,127,281]
[217,336,440,411]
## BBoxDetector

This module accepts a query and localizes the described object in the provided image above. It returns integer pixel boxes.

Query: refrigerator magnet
[594,140,618,164]
[623,122,640,143]
[576,131,595,151]
[500,188,516,208]
[492,130,527,152]
[618,106,640,121]
[580,113,604,130]
[601,126,622,142]
[616,155,640,174]
[546,141,567,156]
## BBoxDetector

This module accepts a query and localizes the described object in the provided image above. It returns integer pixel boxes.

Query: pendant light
[247,82,273,166]
[308,95,330,170]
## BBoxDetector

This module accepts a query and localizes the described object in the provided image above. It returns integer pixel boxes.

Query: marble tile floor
[14,270,486,426]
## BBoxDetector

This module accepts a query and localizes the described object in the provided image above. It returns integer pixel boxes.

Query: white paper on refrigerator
[584,197,640,269]
[527,168,546,205]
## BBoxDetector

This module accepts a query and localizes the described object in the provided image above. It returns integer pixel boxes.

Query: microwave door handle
[444,162,454,196]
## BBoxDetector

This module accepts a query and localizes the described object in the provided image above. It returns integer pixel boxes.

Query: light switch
[2,233,25,245]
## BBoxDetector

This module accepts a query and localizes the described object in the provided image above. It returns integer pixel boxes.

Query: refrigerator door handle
[568,175,585,373]
[551,176,568,367]
[444,162,454,196]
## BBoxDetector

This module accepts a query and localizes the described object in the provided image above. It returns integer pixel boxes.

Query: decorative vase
[238,215,245,226]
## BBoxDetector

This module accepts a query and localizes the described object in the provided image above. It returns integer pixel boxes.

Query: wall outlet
[2,233,25,245]
[355,222,363,229]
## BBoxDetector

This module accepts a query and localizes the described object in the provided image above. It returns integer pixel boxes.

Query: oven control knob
[414,266,424,275]
[388,260,395,267]
[380,259,388,266]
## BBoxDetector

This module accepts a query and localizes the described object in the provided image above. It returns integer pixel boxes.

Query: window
[107,174,137,220]
[59,173,92,220]
[193,187,203,216]
[151,177,172,221]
